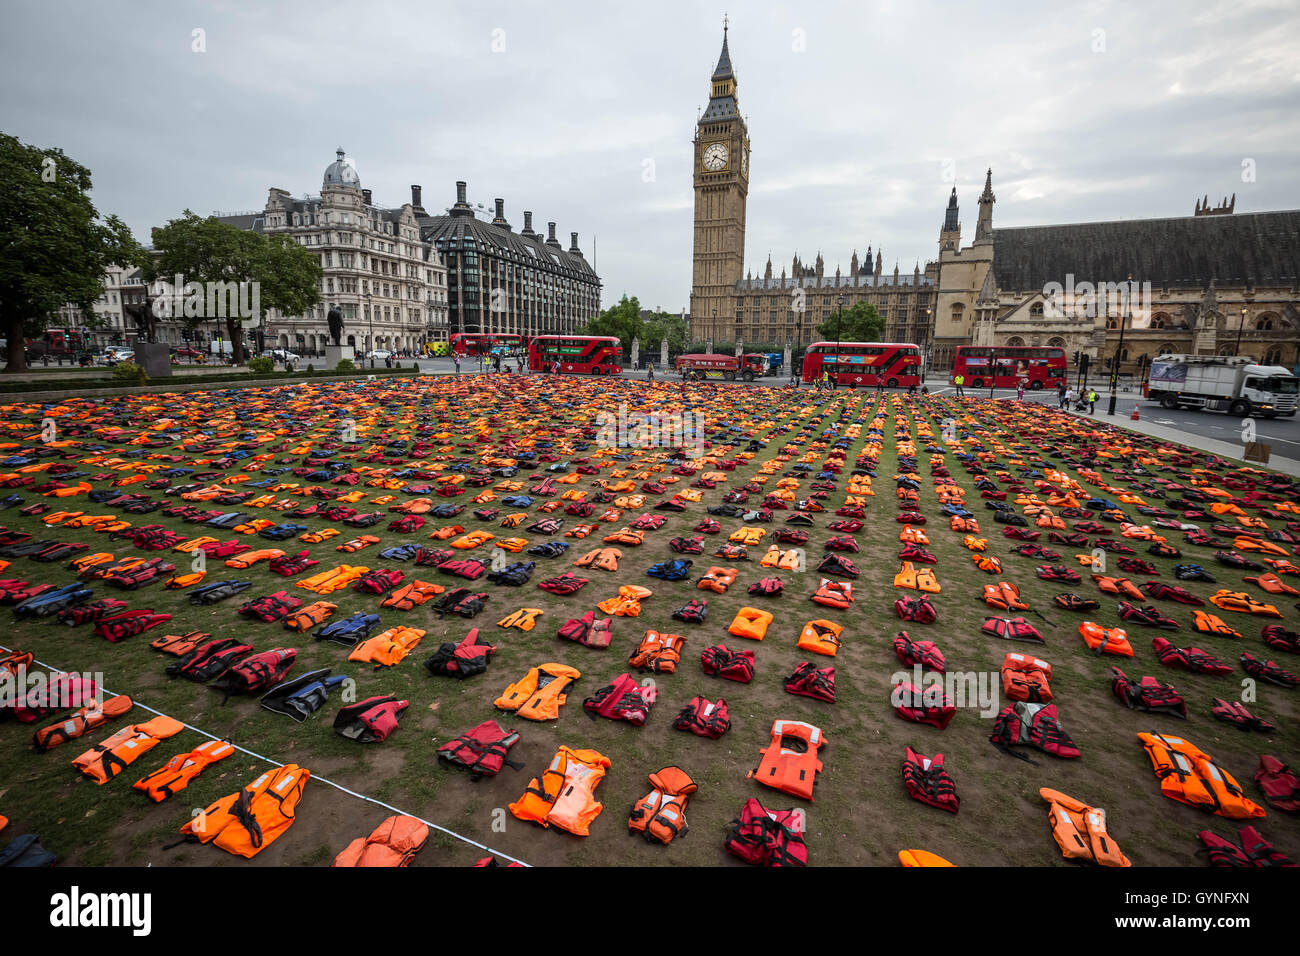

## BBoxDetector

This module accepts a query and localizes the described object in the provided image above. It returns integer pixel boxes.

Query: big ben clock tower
[690,21,749,343]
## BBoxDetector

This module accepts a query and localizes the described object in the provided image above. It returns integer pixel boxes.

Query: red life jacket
[537,573,588,595]
[784,662,836,703]
[1152,637,1232,675]
[700,644,755,683]
[8,673,98,724]
[1254,755,1300,812]
[58,598,128,626]
[1199,826,1294,867]
[94,610,173,642]
[902,747,959,813]
[1211,699,1274,733]
[894,595,937,623]
[334,696,409,743]
[724,798,807,867]
[166,638,253,682]
[582,672,654,726]
[672,696,729,739]
[892,681,955,729]
[747,577,784,597]
[893,632,945,671]
[1241,653,1299,688]
[1110,667,1187,718]
[981,617,1044,643]
[556,611,613,648]
[210,648,296,702]
[437,720,523,778]
[990,701,1080,762]
[672,599,708,623]
[1261,625,1300,654]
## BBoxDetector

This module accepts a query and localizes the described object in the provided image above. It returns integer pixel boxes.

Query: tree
[584,294,643,352]
[0,133,144,372]
[817,301,885,343]
[640,310,687,355]
[147,213,322,364]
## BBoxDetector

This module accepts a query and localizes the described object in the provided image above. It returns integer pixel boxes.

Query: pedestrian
[1016,380,1025,401]
[954,372,964,397]
[1057,383,1067,409]
[647,362,655,383]
[1065,387,1075,410]
[1088,389,1098,414]
[454,354,461,374]
[908,382,917,397]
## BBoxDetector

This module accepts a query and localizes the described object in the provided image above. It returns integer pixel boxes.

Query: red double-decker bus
[449,332,524,357]
[801,342,922,387]
[527,335,622,374]
[951,345,1066,390]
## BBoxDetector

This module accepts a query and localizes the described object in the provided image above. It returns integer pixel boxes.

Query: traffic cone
[1131,405,1140,421]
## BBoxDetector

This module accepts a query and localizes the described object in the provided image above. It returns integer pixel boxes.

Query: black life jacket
[259,669,346,721]
[902,747,959,814]
[527,540,570,558]
[672,598,708,623]
[672,696,730,739]
[817,553,860,578]
[188,580,253,605]
[437,720,523,778]
[334,696,409,743]
[424,629,496,679]
[487,561,535,587]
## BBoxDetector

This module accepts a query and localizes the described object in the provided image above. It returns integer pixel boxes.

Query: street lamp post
[1235,307,1247,357]
[989,345,996,399]
[924,307,932,382]
[365,293,374,369]
[836,295,846,387]
[1106,276,1132,416]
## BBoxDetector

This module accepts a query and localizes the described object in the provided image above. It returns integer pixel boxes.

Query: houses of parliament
[688,27,1300,374]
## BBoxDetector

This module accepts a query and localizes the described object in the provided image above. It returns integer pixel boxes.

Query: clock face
[741,146,748,175]
[703,142,729,171]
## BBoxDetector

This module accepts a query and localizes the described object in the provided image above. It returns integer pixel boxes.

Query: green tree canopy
[0,133,145,372]
[639,310,687,355]
[148,212,322,363]
[584,294,643,348]
[816,301,885,343]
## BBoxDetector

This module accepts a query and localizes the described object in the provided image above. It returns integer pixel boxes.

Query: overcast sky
[3,0,1297,313]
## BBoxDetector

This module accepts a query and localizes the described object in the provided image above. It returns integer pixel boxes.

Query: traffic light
[1079,353,1090,374]
[1072,350,1079,364]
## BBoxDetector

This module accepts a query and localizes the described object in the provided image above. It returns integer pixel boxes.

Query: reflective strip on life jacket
[749,719,824,801]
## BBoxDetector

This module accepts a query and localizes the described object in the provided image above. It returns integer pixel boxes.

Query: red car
[173,347,205,361]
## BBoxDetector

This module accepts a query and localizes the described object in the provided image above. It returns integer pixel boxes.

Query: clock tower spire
[690,20,749,345]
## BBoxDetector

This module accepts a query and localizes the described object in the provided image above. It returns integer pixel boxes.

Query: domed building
[213,148,450,356]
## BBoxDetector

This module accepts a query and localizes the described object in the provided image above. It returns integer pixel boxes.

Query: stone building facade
[932,175,1300,375]
[688,28,936,348]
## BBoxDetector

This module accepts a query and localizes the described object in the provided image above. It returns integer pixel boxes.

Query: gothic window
[1006,336,1025,347]
[1150,312,1169,329]
[1256,314,1275,330]
[1157,342,1176,355]
[1030,302,1044,317]
[1263,346,1283,365]
[1047,337,1066,348]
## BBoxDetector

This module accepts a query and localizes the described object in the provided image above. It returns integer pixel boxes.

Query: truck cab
[1148,354,1298,417]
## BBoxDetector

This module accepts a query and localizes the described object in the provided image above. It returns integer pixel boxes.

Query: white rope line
[2,645,531,867]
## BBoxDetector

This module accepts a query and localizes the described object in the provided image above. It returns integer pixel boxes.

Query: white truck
[1147,354,1298,418]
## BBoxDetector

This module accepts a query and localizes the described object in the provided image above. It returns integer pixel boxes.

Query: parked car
[173,346,205,360]
[100,348,134,365]
[365,349,393,361]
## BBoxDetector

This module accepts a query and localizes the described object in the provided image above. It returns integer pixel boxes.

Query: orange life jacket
[1000,653,1053,703]
[748,719,825,801]
[332,815,429,867]
[697,567,738,593]
[1079,621,1134,656]
[729,607,774,641]
[283,601,337,632]
[1192,610,1243,638]
[133,738,235,802]
[494,663,582,721]
[898,849,955,867]
[380,580,444,610]
[508,746,610,835]
[628,630,686,674]
[984,581,1028,610]
[71,715,185,784]
[32,694,133,752]
[348,626,425,667]
[178,763,310,857]
[573,547,622,572]
[1040,788,1131,867]
[628,766,697,844]
[798,619,843,657]
[1210,590,1281,618]
[1136,733,1265,820]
